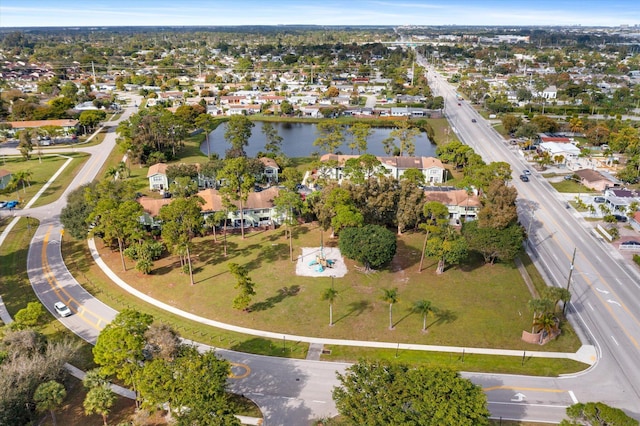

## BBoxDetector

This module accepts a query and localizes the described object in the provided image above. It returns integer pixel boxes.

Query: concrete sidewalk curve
[88,238,597,366]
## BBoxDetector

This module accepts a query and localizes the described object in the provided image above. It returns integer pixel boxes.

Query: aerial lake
[202,121,436,158]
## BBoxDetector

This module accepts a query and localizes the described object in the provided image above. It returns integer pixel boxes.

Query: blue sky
[0,1,637,28]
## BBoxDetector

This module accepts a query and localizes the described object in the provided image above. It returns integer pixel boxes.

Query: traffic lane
[29,224,118,343]
[517,183,640,356]
[222,351,348,424]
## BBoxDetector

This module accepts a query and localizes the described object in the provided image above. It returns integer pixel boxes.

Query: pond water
[202,121,436,158]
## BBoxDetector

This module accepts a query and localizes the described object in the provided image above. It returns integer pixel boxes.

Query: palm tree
[34,380,67,426]
[533,312,558,337]
[527,298,554,333]
[412,300,436,332]
[83,384,116,426]
[10,169,33,194]
[322,287,339,326]
[381,288,399,330]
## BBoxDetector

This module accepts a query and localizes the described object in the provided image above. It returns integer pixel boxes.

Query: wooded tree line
[91,309,241,425]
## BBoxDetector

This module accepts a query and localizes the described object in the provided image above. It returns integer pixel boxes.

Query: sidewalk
[88,237,597,366]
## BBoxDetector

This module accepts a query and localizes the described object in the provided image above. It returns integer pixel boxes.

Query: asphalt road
[423,55,640,421]
[9,78,640,423]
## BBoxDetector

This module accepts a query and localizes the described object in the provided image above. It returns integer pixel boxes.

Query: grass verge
[0,153,89,208]
[321,345,587,376]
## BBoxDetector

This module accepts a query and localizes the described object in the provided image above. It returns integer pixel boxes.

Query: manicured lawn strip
[550,180,597,194]
[0,153,89,208]
[86,221,580,353]
[32,153,90,207]
[321,345,587,376]
[62,238,309,359]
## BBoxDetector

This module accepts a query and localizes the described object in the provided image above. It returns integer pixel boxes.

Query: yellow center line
[483,385,565,393]
[528,191,640,350]
[42,228,108,330]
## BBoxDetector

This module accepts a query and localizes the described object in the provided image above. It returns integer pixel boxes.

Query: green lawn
[72,223,581,354]
[322,345,586,376]
[0,153,89,208]
[549,180,597,194]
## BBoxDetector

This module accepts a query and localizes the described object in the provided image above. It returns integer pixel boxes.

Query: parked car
[523,170,531,176]
[621,240,640,248]
[4,200,18,209]
[54,302,72,317]
[613,214,628,223]
[0,201,6,208]
[471,118,477,123]
[519,175,529,182]
[594,196,606,203]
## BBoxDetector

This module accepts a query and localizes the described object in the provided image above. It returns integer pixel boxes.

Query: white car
[54,301,72,317]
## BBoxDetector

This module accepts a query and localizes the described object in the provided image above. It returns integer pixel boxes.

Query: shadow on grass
[428,309,458,328]
[249,285,300,312]
[392,311,413,328]
[229,336,304,358]
[333,299,372,324]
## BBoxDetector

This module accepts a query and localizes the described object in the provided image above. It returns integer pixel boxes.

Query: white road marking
[312,400,326,404]
[568,390,578,404]
[607,299,622,307]
[489,401,569,408]
[595,288,609,294]
[611,336,620,346]
[588,303,594,311]
[510,392,526,402]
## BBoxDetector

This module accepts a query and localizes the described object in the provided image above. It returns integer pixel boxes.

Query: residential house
[573,169,619,192]
[197,186,283,227]
[318,154,445,184]
[0,169,12,190]
[3,119,79,136]
[542,85,558,99]
[227,104,261,116]
[538,142,580,163]
[147,163,169,191]
[630,211,640,233]
[259,157,279,184]
[423,187,481,223]
[299,105,323,118]
[137,196,172,228]
[603,188,640,214]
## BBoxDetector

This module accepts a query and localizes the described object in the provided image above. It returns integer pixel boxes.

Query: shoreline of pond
[201,117,439,159]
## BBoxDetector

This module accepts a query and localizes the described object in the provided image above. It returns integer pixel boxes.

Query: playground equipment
[307,247,335,272]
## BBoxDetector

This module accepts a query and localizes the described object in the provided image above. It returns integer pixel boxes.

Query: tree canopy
[333,360,489,426]
[339,224,397,270]
[561,402,638,426]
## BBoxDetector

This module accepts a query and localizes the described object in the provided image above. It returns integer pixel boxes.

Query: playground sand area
[295,247,348,278]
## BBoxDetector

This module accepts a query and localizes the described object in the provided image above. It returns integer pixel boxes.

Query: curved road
[4,82,640,423]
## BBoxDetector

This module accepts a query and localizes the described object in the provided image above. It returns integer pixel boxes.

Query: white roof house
[538,142,580,162]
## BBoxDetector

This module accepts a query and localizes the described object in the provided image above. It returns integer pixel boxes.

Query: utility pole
[565,248,577,291]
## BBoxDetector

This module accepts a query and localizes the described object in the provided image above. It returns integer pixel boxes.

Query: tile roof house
[197,186,283,227]
[423,187,481,223]
[4,119,78,135]
[319,154,445,184]
[259,157,279,183]
[147,163,169,191]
